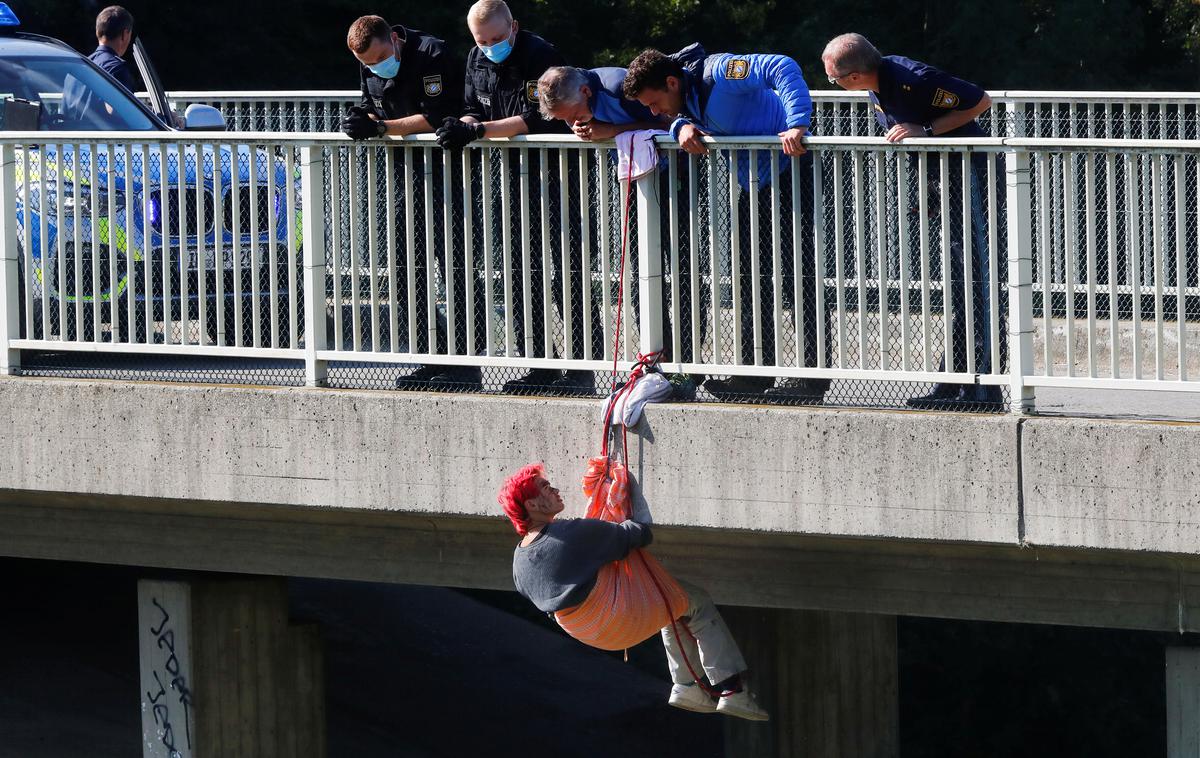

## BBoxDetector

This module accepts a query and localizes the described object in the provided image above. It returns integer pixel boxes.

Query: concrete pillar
[724,608,898,758]
[138,578,325,758]
[1167,647,1200,757]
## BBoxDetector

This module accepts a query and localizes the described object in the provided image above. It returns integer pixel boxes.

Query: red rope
[599,151,729,702]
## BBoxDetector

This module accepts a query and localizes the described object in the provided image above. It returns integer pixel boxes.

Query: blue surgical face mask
[480,29,514,64]
[367,48,400,79]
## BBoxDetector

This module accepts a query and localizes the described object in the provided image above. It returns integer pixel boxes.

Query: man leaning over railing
[822,33,1002,411]
[437,0,587,395]
[343,15,481,390]
[624,45,831,403]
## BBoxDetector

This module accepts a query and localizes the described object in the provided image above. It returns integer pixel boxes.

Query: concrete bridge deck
[1,374,1197,634]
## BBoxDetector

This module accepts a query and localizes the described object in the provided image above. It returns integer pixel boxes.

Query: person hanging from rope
[500,462,770,721]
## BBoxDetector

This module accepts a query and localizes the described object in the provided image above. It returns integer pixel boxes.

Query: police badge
[526,80,539,103]
[424,75,443,97]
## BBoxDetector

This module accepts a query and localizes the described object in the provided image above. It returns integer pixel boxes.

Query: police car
[0,3,296,345]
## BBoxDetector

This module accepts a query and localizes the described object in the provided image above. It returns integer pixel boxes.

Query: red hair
[498,463,545,536]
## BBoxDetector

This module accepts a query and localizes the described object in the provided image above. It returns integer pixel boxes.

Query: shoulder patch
[932,88,960,108]
[526,80,539,103]
[423,75,443,97]
[724,58,749,80]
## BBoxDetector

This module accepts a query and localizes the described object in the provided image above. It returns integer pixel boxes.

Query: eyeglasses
[827,72,855,85]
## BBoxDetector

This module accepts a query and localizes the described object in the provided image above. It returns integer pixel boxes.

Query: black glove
[341,106,384,140]
[435,117,485,150]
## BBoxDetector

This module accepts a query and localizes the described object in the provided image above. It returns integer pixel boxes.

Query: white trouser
[660,580,747,686]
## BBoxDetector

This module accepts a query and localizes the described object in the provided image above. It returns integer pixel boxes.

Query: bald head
[822,33,882,78]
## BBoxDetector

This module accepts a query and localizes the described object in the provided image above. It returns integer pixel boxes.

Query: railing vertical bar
[1037,153,1050,375]
[1129,153,1143,378]
[329,147,343,350]
[194,144,208,346]
[963,152,976,375]
[770,150,783,368]
[37,144,49,339]
[987,150,1000,377]
[1176,153,1187,381]
[748,151,761,365]
[212,144,226,347]
[597,150,612,360]
[20,148,32,339]
[833,150,847,369]
[518,148,533,360]
[443,147,456,355]
[1152,155,1165,380]
[482,149,496,358]
[365,144,379,352]
[668,150,681,364]
[709,154,721,364]
[578,150,591,361]
[300,144,329,386]
[854,150,868,370]
[384,147,398,352]
[621,156,633,362]
[813,151,826,369]
[559,149,572,359]
[155,144,172,344]
[404,145,419,353]
[246,144,260,348]
[938,152,951,377]
[501,149,515,357]
[875,151,888,369]
[424,146,437,357]
[284,147,300,350]
[81,142,93,340]
[347,146,361,351]
[897,153,911,372]
[65,143,80,341]
[729,152,742,365]
[1063,153,1077,375]
[1105,152,1117,378]
[1084,153,1097,377]
[917,152,932,371]
[462,150,475,358]
[176,141,190,345]
[265,144,279,348]
[538,147,552,361]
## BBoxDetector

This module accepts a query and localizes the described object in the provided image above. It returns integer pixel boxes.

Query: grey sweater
[512,518,653,613]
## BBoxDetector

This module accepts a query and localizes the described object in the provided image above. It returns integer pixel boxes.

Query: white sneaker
[668,683,718,713]
[716,690,770,721]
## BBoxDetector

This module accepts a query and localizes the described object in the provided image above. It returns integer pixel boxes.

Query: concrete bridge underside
[0,375,1198,633]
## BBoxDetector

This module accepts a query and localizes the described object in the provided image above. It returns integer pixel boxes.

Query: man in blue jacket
[624,46,830,402]
[822,33,1001,411]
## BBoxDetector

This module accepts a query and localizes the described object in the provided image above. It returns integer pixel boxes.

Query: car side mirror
[183,103,226,131]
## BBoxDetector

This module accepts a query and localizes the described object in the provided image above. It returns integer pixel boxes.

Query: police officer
[89,6,136,92]
[623,46,829,403]
[343,16,476,390]
[437,0,577,394]
[822,33,1001,410]
[343,15,460,139]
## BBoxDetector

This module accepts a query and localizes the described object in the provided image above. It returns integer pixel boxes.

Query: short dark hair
[623,49,684,100]
[96,6,133,41]
[347,15,393,55]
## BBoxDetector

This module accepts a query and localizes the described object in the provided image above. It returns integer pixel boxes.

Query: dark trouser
[915,151,997,376]
[734,150,829,369]
[498,149,603,361]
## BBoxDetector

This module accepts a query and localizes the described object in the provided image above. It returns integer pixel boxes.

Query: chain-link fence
[12,131,1200,410]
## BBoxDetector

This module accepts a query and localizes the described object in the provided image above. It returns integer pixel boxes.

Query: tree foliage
[15,0,1200,91]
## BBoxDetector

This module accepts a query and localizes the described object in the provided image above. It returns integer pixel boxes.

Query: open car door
[130,38,172,123]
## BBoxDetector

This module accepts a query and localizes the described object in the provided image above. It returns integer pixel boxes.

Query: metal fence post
[1005,149,1035,413]
[300,144,328,387]
[634,168,663,359]
[0,144,19,376]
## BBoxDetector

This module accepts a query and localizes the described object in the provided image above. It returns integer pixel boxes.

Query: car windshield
[0,54,159,131]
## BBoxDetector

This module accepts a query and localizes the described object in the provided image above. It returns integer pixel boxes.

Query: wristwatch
[922,123,934,137]
[376,120,388,137]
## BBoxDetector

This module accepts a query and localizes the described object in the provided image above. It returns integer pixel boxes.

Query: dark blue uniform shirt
[583,67,654,125]
[89,44,134,93]
[870,56,987,138]
[463,29,568,134]
[358,25,461,126]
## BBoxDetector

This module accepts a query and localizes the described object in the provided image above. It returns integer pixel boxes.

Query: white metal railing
[161,90,1200,140]
[4,131,1200,408]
